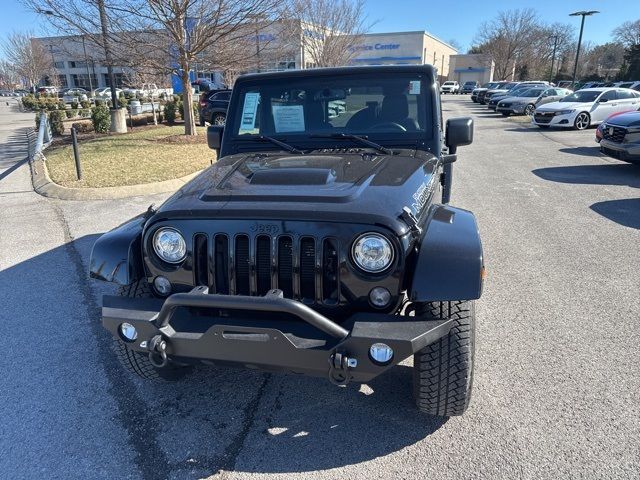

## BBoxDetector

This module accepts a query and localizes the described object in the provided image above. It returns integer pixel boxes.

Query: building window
[104,73,125,88]
[72,74,97,88]
[69,60,90,68]
[58,74,68,88]
[54,61,65,69]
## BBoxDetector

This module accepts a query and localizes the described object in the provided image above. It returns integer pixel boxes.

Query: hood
[152,149,440,234]
[537,101,588,112]
[500,95,534,103]
[605,110,640,127]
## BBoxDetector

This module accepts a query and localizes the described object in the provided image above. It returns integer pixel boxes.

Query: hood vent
[249,168,337,186]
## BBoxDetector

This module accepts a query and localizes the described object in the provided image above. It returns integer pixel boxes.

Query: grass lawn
[45,125,215,188]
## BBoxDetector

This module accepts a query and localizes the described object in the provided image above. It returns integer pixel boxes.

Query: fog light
[119,322,137,342]
[369,287,391,308]
[369,343,393,364]
[153,276,172,296]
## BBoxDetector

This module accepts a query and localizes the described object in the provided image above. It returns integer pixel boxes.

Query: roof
[235,65,437,82]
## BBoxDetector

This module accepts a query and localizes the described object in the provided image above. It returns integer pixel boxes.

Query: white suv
[440,81,460,94]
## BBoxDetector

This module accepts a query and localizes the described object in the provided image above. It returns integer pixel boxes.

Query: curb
[26,130,204,201]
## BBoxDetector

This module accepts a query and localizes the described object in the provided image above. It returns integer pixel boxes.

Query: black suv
[91,65,483,417]
[198,89,231,126]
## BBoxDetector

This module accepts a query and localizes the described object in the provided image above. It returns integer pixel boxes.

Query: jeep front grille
[194,233,339,305]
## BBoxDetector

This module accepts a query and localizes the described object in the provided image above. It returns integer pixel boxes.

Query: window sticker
[239,92,260,133]
[409,80,421,95]
[272,105,305,133]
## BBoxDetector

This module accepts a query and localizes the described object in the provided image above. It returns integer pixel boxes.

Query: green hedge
[91,105,111,133]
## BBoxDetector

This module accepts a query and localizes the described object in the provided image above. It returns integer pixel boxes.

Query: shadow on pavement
[532,163,640,188]
[558,146,604,158]
[590,198,640,229]
[1,234,446,478]
[0,129,31,181]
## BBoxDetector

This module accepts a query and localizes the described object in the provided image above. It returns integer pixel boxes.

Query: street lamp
[569,10,599,89]
[548,35,559,84]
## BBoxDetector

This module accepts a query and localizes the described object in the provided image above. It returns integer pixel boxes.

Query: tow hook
[328,352,357,386]
[147,335,168,368]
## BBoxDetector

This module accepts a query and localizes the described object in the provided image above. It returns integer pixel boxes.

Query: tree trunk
[181,65,196,136]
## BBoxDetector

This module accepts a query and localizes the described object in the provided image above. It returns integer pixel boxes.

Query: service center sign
[348,33,424,63]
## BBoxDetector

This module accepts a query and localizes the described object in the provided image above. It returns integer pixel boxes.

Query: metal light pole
[549,35,559,84]
[97,0,118,109]
[570,10,599,89]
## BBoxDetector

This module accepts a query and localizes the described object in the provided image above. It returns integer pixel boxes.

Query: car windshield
[521,88,544,97]
[560,90,601,103]
[504,83,519,89]
[443,82,455,85]
[231,74,429,141]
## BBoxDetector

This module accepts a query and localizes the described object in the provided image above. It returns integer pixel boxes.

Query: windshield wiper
[310,133,393,155]
[256,135,304,154]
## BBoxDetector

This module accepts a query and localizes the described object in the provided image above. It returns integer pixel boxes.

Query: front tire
[113,280,191,381]
[524,104,535,116]
[574,112,591,130]
[413,300,475,416]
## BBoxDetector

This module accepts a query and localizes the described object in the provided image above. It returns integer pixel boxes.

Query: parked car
[61,88,89,103]
[198,89,231,126]
[595,110,631,142]
[487,83,550,111]
[37,86,57,95]
[479,81,513,104]
[533,88,640,130]
[440,81,460,94]
[471,82,500,103]
[93,87,124,100]
[90,64,482,417]
[597,110,640,163]
[497,87,573,116]
[460,81,479,94]
[557,81,574,89]
[0,89,14,96]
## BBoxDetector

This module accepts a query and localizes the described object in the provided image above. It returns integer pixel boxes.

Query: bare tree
[0,60,20,89]
[473,9,542,80]
[613,19,640,48]
[1,32,53,90]
[287,0,371,68]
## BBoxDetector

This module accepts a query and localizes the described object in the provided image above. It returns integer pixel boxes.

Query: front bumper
[599,139,640,162]
[103,287,453,384]
[533,112,576,128]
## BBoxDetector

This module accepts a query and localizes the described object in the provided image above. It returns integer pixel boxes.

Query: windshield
[504,83,519,90]
[232,74,429,141]
[560,90,600,103]
[521,88,544,97]
[443,82,455,85]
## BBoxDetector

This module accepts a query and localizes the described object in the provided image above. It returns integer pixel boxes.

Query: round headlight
[352,234,394,273]
[153,228,186,263]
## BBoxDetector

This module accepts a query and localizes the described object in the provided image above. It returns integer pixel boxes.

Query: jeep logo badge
[608,127,614,136]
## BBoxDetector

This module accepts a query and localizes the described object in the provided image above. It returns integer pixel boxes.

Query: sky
[1,0,636,51]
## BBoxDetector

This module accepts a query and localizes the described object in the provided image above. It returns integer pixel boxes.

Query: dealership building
[35,27,484,90]
[347,31,458,81]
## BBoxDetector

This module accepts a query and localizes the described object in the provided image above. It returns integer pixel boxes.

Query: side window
[616,90,634,100]
[599,90,617,102]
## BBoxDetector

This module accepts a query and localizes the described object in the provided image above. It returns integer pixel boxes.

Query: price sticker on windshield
[409,80,421,95]
[239,92,260,133]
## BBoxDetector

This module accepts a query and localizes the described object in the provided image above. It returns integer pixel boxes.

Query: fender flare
[410,205,484,302]
[89,213,146,285]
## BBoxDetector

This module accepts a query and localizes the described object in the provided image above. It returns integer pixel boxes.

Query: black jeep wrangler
[90,65,483,416]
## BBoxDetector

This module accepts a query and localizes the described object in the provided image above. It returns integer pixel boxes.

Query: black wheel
[413,300,475,416]
[113,280,191,381]
[524,104,535,116]
[501,112,511,116]
[212,112,226,126]
[574,112,590,130]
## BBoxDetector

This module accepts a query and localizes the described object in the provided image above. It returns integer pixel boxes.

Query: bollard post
[129,109,133,130]
[71,127,83,180]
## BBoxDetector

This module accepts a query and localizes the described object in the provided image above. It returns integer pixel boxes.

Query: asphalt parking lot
[0,96,638,480]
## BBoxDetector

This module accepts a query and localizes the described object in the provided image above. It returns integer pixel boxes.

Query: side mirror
[445,117,474,154]
[207,125,223,151]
